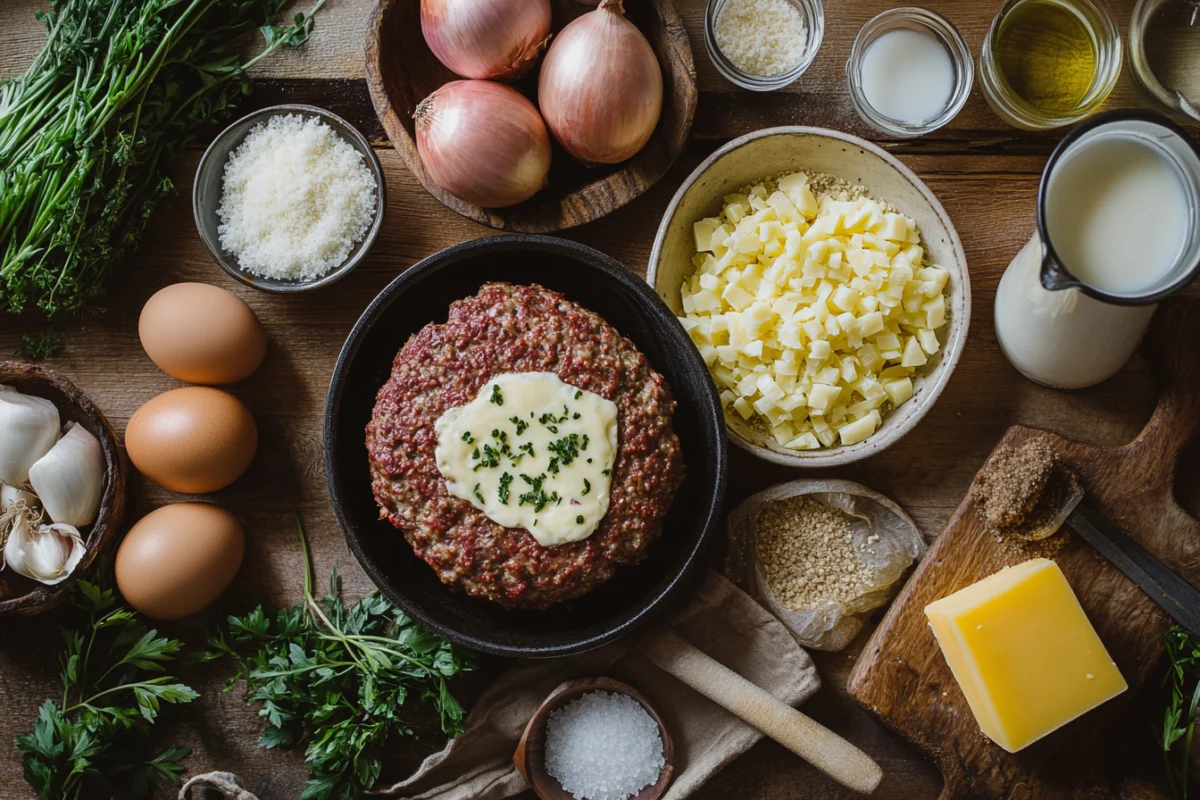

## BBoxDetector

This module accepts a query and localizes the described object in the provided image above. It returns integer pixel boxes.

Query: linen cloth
[179,571,820,800]
[378,570,820,800]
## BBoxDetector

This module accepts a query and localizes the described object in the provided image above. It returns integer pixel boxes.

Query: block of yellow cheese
[924,558,1127,753]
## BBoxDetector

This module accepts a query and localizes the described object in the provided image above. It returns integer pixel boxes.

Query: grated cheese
[217,114,377,282]
[714,0,809,77]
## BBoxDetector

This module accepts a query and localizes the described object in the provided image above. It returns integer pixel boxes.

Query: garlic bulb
[28,422,104,527]
[3,520,84,585]
[1,483,40,513]
[0,385,61,486]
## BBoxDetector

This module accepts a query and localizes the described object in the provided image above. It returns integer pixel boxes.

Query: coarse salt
[714,0,809,77]
[544,691,665,800]
[217,114,377,282]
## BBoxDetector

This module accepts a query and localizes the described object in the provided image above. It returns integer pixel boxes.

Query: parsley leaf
[201,513,476,800]
[17,582,196,800]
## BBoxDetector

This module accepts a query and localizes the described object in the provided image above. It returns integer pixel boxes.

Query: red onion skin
[537,0,663,165]
[421,0,552,80]
[415,80,552,208]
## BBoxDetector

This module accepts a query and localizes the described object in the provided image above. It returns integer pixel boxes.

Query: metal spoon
[1023,468,1200,638]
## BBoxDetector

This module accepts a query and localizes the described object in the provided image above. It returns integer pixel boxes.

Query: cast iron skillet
[324,235,728,658]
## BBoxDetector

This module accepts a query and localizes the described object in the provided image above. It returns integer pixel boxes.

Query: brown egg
[125,387,258,493]
[116,502,244,620]
[138,282,266,384]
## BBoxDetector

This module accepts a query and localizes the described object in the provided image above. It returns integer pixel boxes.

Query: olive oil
[995,1,1097,112]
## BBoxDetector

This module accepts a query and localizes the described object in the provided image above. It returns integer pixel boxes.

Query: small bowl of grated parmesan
[193,104,385,293]
[705,0,824,91]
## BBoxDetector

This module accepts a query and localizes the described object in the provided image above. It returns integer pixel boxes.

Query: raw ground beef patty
[365,282,686,610]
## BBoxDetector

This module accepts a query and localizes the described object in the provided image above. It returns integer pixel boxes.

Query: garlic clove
[28,422,104,527]
[0,385,61,486]
[3,520,85,586]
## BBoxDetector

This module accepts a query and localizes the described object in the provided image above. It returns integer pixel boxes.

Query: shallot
[415,80,552,208]
[538,0,663,164]
[421,0,552,80]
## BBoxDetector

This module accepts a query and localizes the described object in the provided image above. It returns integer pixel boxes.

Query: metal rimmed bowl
[193,104,385,293]
[647,126,971,469]
[324,235,728,658]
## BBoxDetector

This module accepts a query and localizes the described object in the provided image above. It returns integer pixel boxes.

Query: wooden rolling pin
[640,627,884,795]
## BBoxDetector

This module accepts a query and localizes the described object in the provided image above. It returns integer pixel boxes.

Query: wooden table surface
[2,0,1198,798]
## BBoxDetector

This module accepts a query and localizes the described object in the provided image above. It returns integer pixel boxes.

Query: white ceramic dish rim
[646,125,971,467]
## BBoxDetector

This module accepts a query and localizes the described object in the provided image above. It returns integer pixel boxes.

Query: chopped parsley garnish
[453,385,611,529]
[548,434,583,468]
[602,468,611,476]
[473,444,502,470]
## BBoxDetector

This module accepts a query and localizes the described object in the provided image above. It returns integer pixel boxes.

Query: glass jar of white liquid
[995,112,1200,388]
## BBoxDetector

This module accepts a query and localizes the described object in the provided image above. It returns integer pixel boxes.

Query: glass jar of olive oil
[980,0,1123,130]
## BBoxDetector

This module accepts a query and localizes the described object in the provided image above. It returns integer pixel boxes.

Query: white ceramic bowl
[647,126,970,467]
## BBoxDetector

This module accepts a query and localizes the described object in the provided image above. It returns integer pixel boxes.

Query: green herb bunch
[199,518,476,800]
[1160,625,1200,799]
[16,581,199,800]
[0,0,325,327]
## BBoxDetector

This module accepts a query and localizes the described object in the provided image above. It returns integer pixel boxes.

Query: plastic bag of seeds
[726,479,926,651]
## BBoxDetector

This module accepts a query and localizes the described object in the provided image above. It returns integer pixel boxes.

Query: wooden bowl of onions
[365,0,697,233]
[0,362,126,617]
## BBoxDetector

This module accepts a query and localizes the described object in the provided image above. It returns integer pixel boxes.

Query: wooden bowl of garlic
[0,362,126,616]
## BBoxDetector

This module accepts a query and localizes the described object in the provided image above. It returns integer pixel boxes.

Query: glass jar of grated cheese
[705,0,825,91]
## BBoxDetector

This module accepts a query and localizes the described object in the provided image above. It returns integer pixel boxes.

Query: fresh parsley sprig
[199,514,476,800]
[1159,625,1200,799]
[16,581,198,800]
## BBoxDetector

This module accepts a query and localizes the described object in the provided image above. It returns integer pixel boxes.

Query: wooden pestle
[640,627,884,795]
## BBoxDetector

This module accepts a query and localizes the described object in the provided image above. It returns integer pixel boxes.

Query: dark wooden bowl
[365,0,697,233]
[0,362,126,617]
[514,677,675,800]
[323,235,727,658]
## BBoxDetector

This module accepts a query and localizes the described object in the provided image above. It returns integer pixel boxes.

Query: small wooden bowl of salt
[514,677,674,800]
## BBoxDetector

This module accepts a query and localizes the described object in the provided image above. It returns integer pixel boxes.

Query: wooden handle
[640,627,884,795]
[1125,300,1200,484]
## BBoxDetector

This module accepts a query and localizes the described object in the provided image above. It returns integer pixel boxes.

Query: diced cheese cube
[786,432,821,450]
[883,376,913,406]
[919,329,940,355]
[901,336,928,368]
[807,383,840,412]
[838,410,880,445]
[694,218,720,252]
[723,282,755,311]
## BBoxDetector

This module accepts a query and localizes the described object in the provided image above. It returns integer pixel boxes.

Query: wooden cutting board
[847,298,1200,799]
